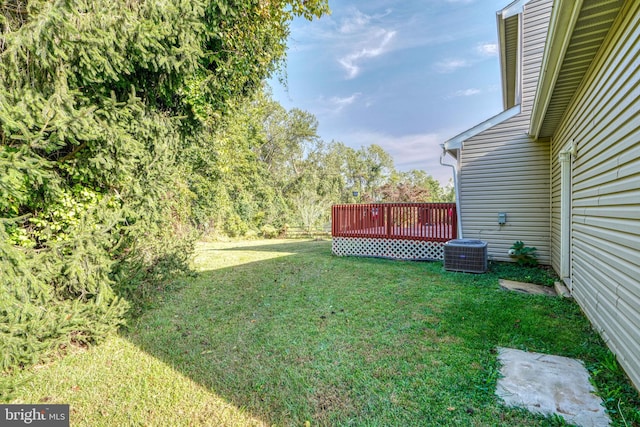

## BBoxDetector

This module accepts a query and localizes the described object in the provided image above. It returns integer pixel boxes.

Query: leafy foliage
[0,0,327,371]
[509,240,539,267]
[1,0,453,372]
[379,169,455,203]
[183,87,457,240]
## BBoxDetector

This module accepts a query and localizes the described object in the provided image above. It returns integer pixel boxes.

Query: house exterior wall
[458,0,552,264]
[549,0,640,390]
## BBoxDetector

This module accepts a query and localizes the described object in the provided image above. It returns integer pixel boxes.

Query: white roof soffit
[530,0,623,139]
[529,0,584,139]
[443,104,521,152]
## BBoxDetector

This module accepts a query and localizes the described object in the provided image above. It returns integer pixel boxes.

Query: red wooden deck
[332,203,457,243]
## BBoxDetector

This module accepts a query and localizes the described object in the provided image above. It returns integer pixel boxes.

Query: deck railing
[331,203,457,243]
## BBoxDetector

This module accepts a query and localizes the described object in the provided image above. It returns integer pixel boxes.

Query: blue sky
[269,0,511,185]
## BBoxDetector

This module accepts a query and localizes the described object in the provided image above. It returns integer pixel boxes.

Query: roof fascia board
[500,0,530,18]
[529,0,584,139]
[443,104,521,152]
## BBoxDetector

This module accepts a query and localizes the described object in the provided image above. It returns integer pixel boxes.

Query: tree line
[0,0,450,371]
[192,87,454,237]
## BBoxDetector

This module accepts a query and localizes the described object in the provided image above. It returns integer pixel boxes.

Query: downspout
[440,147,463,239]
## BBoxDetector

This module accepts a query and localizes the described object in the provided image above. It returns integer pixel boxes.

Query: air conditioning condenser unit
[444,239,488,273]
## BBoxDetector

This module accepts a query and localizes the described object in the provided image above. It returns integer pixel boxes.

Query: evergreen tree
[0,0,328,371]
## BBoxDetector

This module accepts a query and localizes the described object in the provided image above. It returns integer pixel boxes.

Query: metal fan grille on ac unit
[444,239,488,273]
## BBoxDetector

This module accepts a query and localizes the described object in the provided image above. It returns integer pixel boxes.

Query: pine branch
[57,142,87,162]
[0,213,32,223]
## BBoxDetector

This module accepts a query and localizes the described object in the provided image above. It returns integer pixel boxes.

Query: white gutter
[440,148,463,239]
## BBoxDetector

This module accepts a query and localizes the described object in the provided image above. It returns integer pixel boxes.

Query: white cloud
[289,6,461,79]
[339,7,393,34]
[446,88,481,99]
[342,130,454,184]
[476,42,498,56]
[432,43,496,77]
[329,93,361,111]
[315,92,364,115]
[338,29,397,79]
[339,9,371,34]
[434,58,470,73]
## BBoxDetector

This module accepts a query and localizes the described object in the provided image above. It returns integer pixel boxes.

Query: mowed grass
[5,239,639,426]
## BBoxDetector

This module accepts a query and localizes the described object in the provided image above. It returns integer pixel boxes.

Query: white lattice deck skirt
[332,237,444,261]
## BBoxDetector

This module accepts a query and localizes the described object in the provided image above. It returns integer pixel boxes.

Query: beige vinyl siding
[521,1,551,112]
[458,0,552,264]
[459,119,550,263]
[549,0,640,390]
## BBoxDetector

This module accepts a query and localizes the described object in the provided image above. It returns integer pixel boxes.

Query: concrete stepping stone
[499,279,557,296]
[496,347,610,427]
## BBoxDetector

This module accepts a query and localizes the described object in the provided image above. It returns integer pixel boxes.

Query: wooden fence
[331,203,457,243]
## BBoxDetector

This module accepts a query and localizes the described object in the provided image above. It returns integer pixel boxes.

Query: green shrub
[260,224,278,239]
[0,215,129,371]
[244,229,259,239]
[224,214,249,237]
[509,240,538,267]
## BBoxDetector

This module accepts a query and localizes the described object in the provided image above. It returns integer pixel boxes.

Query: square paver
[496,347,610,427]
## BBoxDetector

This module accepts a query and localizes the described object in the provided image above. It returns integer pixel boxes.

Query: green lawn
[4,239,639,426]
